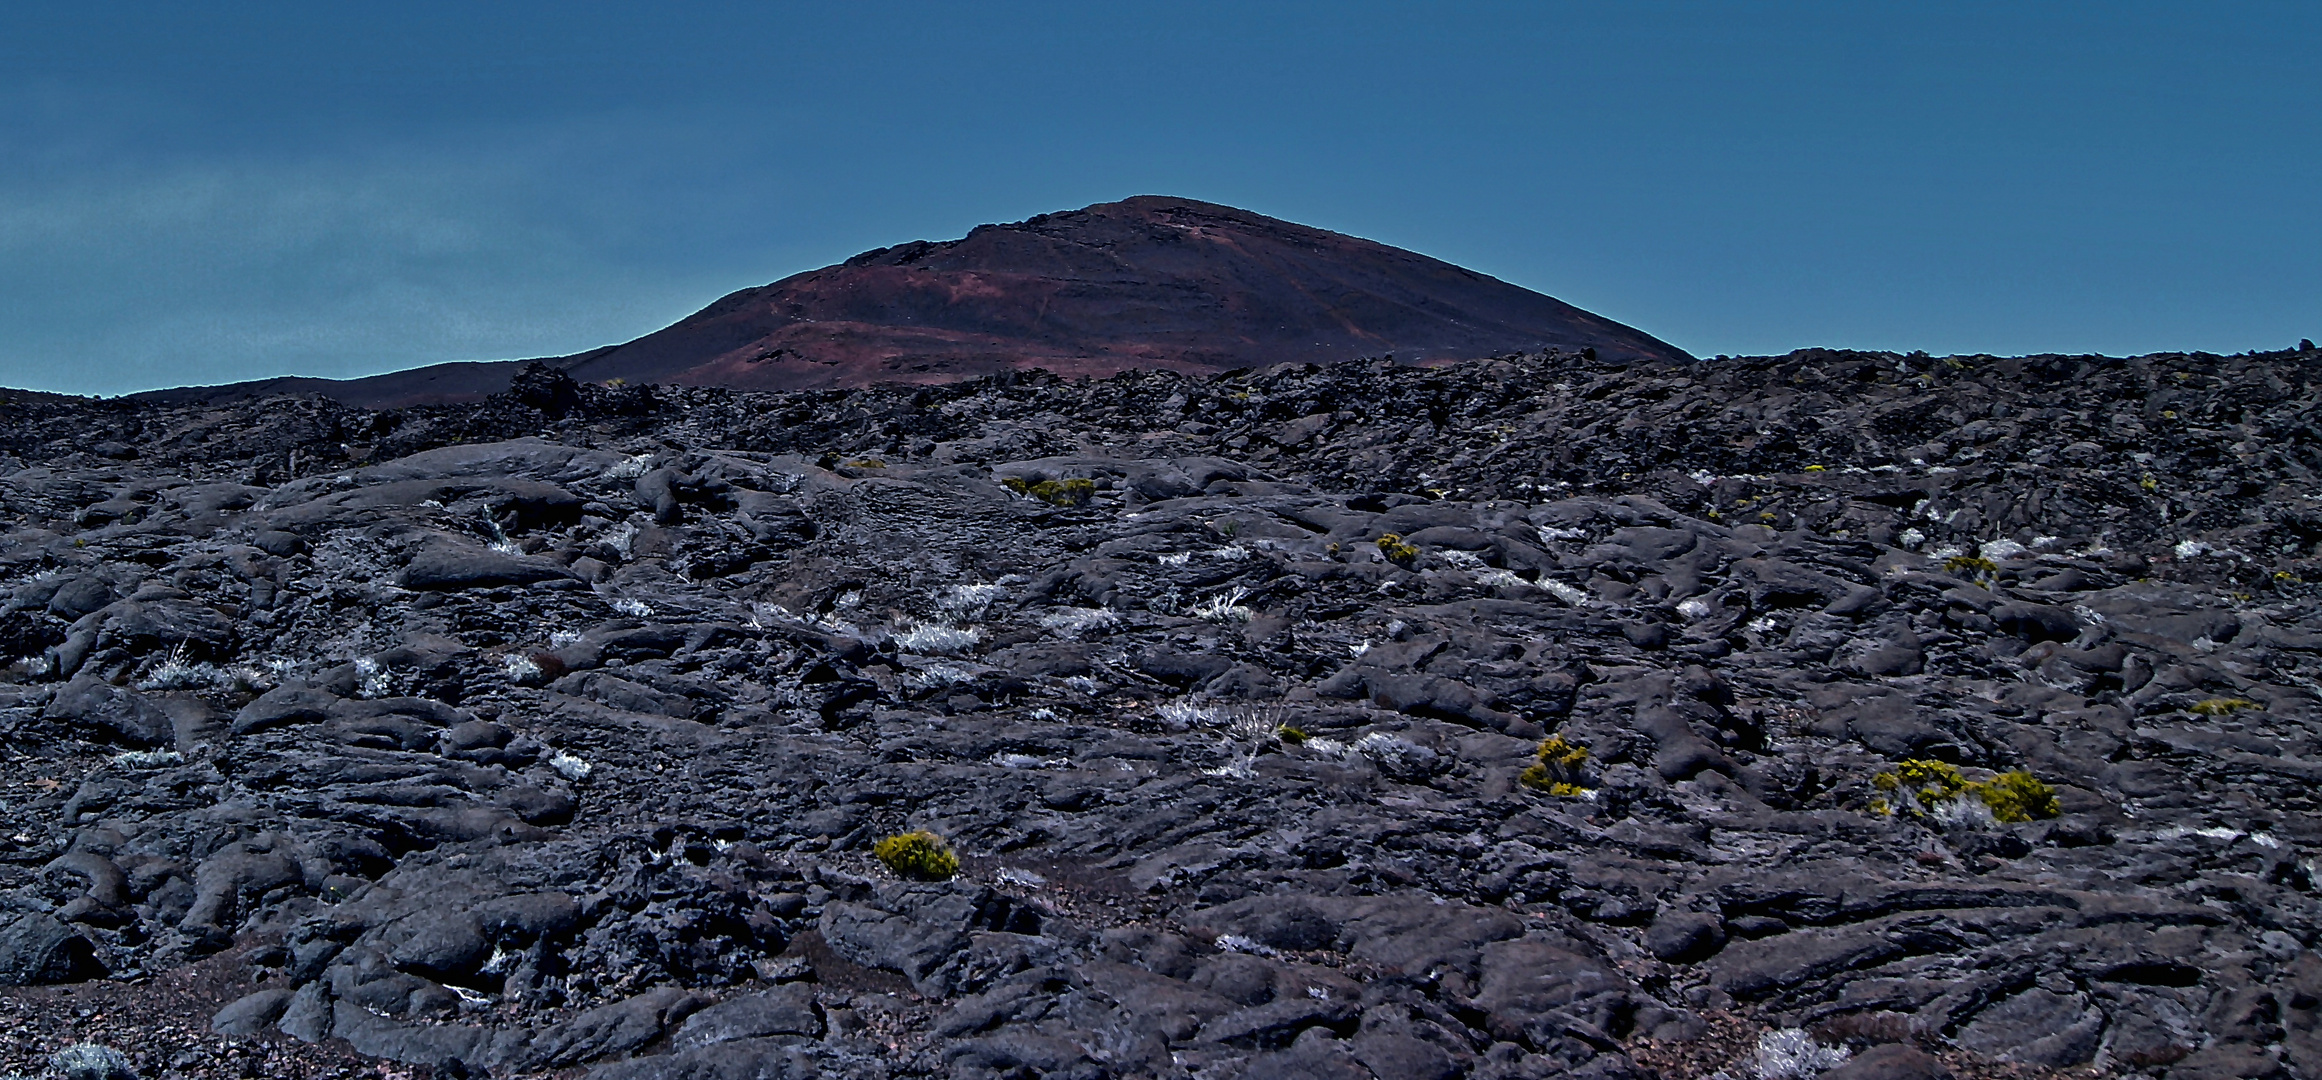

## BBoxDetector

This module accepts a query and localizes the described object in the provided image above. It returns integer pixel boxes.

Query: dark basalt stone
[0,913,103,986]
[43,674,174,746]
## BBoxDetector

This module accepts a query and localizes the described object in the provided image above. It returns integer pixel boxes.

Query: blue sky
[2,2,2316,395]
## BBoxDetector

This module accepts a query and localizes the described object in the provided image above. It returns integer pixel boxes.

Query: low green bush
[1943,555,1999,577]
[1519,734,1591,796]
[1872,759,2059,823]
[1004,476,1096,506]
[1375,533,1420,567]
[2189,697,2259,716]
[873,830,960,880]
[1975,770,2061,822]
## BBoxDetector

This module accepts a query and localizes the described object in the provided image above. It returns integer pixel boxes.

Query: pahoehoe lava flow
[5,335,2322,1073]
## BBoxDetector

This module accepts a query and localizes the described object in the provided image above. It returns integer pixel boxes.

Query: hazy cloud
[0,115,776,395]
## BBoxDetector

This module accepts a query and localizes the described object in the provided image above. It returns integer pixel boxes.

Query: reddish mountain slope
[561,195,1689,391]
[135,196,1688,407]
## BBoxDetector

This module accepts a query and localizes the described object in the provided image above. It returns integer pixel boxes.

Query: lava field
[0,346,2318,1080]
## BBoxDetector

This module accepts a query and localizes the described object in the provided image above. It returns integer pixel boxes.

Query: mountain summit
[138,196,1688,406]
[555,195,1690,391]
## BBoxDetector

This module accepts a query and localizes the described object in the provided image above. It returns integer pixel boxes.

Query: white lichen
[604,522,639,559]
[1749,1027,1850,1079]
[904,660,978,688]
[2144,824,2282,848]
[1350,731,1439,778]
[1435,549,1487,571]
[111,749,183,770]
[1213,934,1279,957]
[1440,550,1530,587]
[547,750,593,782]
[353,656,392,699]
[938,583,1006,617]
[894,622,981,655]
[48,1045,135,1080]
[1538,580,1590,606]
[1157,700,1221,729]
[1039,607,1120,637]
[1979,538,2030,561]
[988,752,1060,769]
[1928,793,1999,830]
[600,453,656,481]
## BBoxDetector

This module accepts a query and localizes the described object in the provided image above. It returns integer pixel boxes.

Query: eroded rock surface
[0,346,2318,1078]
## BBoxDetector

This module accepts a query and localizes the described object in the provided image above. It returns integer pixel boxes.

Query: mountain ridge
[130,196,1688,408]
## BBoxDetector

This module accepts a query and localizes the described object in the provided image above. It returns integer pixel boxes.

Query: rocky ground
[0,346,2317,1080]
